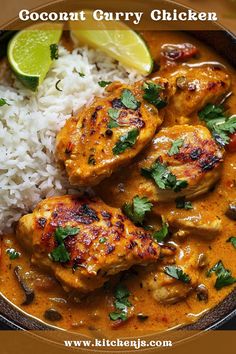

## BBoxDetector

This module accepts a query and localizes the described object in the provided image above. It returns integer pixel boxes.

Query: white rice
[0,45,142,232]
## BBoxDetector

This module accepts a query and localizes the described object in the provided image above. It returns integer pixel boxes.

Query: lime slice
[70,11,153,75]
[8,23,63,91]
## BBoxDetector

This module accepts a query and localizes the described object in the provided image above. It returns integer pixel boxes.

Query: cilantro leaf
[115,283,130,300]
[198,104,236,146]
[107,108,120,128]
[164,265,191,283]
[0,98,9,106]
[120,89,140,110]
[153,222,169,242]
[109,312,127,321]
[207,260,236,290]
[99,237,107,244]
[98,80,112,87]
[50,226,79,263]
[88,154,96,165]
[50,243,70,263]
[113,128,139,155]
[6,248,21,260]
[123,196,153,225]
[227,237,236,249]
[109,284,132,322]
[175,197,193,210]
[54,226,79,243]
[168,139,184,156]
[50,43,59,60]
[143,81,167,109]
[141,161,188,192]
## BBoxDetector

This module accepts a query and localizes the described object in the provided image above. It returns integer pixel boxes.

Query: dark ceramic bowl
[0,0,235,334]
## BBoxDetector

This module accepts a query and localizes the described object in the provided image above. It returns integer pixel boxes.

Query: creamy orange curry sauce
[0,31,236,337]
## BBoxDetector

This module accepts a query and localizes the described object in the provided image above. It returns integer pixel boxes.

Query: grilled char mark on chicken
[16,195,160,294]
[55,79,171,187]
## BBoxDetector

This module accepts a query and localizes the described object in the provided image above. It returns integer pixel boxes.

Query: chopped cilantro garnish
[50,43,59,60]
[227,237,236,249]
[50,243,70,263]
[198,104,236,146]
[98,80,112,87]
[153,222,169,242]
[6,248,20,260]
[107,108,120,128]
[50,226,79,263]
[122,196,153,225]
[109,284,132,322]
[164,265,191,283]
[143,81,167,109]
[207,260,236,290]
[0,98,9,106]
[99,237,107,244]
[168,139,184,156]
[120,89,140,110]
[113,128,139,155]
[141,161,188,192]
[88,154,96,165]
[175,197,193,210]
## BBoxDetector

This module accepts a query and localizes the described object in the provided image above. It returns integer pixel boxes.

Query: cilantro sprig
[122,196,153,225]
[198,104,236,146]
[50,226,79,263]
[141,161,188,192]
[113,128,139,155]
[164,265,191,283]
[175,197,193,210]
[6,248,21,260]
[143,82,167,109]
[153,222,169,242]
[168,139,184,156]
[107,108,120,128]
[0,98,9,106]
[207,260,236,290]
[98,80,112,87]
[120,89,140,110]
[109,284,132,321]
[227,237,236,249]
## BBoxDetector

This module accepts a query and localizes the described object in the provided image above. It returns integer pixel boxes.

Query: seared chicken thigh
[156,64,231,124]
[56,79,170,187]
[97,125,224,204]
[16,195,160,294]
[140,243,200,304]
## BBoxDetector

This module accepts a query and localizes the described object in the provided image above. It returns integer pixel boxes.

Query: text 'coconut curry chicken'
[0,30,236,336]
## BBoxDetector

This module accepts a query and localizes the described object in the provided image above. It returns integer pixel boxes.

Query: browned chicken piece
[139,242,202,304]
[16,194,160,294]
[153,64,231,124]
[97,125,224,205]
[55,79,171,187]
[165,210,222,239]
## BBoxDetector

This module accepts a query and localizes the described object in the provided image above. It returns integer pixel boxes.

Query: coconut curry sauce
[0,31,236,337]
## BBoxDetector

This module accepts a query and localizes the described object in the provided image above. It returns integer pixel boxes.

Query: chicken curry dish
[0,30,236,337]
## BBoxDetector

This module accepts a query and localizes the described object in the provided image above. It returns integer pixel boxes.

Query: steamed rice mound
[0,45,142,232]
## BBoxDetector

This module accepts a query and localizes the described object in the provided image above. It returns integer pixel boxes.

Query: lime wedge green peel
[8,23,63,91]
[70,11,153,75]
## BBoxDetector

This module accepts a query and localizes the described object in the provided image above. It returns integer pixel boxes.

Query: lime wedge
[70,11,153,75]
[8,23,63,91]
